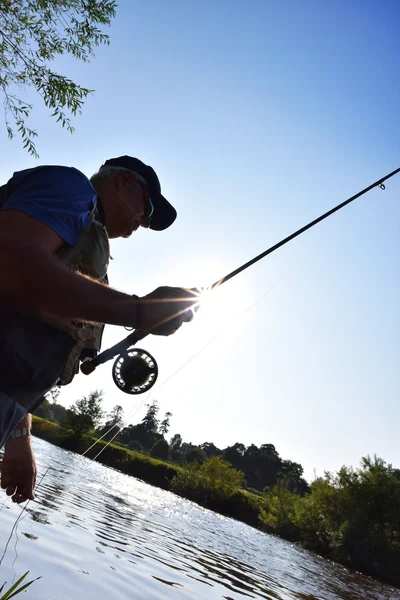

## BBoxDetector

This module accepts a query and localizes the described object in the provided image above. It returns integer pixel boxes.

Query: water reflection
[0,438,398,600]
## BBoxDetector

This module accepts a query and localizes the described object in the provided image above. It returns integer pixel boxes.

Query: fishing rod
[81,166,400,394]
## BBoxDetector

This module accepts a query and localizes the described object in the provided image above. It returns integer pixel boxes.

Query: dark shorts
[0,310,76,446]
[0,393,26,447]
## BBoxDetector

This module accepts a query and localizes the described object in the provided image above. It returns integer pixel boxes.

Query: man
[0,155,197,504]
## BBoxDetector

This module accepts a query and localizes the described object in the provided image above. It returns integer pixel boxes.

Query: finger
[22,476,35,501]
[181,308,195,323]
[177,288,201,303]
[12,490,30,503]
[12,493,27,504]
[15,482,26,499]
[0,473,11,489]
[6,485,16,496]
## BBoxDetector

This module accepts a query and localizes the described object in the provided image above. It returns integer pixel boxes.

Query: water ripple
[0,438,398,600]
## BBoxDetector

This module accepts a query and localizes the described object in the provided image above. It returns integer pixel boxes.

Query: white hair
[90,165,133,186]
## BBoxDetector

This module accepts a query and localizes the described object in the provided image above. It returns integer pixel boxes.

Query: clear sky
[1,0,399,481]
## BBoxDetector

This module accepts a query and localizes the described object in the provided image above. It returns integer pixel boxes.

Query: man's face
[113,171,151,238]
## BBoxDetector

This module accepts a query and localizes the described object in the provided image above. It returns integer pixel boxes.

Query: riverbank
[32,416,265,527]
[31,416,400,590]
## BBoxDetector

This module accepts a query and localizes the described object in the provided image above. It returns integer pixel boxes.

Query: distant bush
[258,456,400,587]
[128,440,144,452]
[31,416,62,442]
[259,477,302,540]
[171,456,245,504]
[150,439,170,460]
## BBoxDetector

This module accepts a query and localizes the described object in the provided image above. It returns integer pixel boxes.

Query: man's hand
[0,437,37,503]
[138,286,199,335]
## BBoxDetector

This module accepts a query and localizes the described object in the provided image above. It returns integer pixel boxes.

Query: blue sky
[1,0,399,481]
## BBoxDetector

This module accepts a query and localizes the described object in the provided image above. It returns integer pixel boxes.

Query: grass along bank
[32,416,400,590]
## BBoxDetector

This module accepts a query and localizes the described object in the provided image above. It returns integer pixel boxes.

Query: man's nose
[140,216,151,228]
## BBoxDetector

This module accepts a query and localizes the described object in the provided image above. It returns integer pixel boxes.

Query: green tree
[141,401,159,434]
[34,397,54,421]
[278,459,309,495]
[0,0,116,156]
[294,455,400,584]
[184,446,206,465]
[159,411,172,436]
[51,402,68,424]
[150,439,170,461]
[200,442,222,458]
[223,442,246,469]
[259,474,302,540]
[64,389,104,437]
[170,433,182,449]
[99,404,124,439]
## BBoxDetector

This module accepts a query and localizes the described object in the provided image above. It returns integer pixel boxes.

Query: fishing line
[90,393,153,462]
[0,467,50,569]
[1,389,153,563]
[91,239,322,459]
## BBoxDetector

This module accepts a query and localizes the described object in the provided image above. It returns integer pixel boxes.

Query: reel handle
[80,329,149,375]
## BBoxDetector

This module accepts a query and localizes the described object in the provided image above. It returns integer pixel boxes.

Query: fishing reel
[81,329,159,395]
[112,348,158,394]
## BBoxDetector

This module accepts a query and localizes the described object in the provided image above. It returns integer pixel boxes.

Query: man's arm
[0,209,141,327]
[0,210,197,332]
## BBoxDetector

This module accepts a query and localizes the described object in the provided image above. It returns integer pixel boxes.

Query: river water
[0,438,398,600]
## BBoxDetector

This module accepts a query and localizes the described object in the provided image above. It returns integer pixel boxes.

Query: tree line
[36,388,309,494]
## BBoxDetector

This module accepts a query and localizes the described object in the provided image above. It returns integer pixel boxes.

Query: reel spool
[112,348,158,394]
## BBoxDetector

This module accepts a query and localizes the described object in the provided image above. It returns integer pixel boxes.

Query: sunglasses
[133,174,154,221]
[147,196,154,219]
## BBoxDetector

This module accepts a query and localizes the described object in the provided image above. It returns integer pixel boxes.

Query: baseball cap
[101,156,177,231]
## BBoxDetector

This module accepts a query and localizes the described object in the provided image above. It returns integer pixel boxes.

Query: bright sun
[192,278,254,336]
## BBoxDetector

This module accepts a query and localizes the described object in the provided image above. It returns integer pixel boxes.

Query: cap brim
[149,193,177,231]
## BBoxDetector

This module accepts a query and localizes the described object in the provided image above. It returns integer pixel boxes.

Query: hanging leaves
[0,0,117,156]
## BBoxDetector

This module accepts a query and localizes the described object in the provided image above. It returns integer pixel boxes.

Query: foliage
[170,433,182,449]
[171,456,245,505]
[183,446,206,465]
[62,389,104,437]
[159,411,172,436]
[31,415,60,438]
[98,404,124,440]
[128,439,143,452]
[141,401,159,434]
[259,475,302,540]
[223,442,308,494]
[258,455,400,587]
[150,438,170,461]
[34,398,55,421]
[200,441,222,458]
[0,571,41,599]
[0,0,116,156]
[298,456,400,581]
[118,422,162,451]
[118,401,164,450]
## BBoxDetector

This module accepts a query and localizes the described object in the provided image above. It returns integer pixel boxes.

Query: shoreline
[31,415,400,592]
